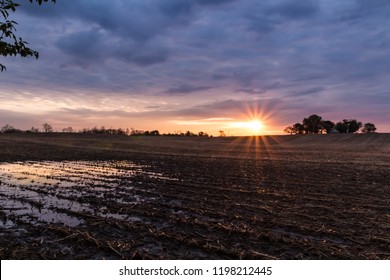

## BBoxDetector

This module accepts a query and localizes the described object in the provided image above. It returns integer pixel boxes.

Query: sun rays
[220,98,290,162]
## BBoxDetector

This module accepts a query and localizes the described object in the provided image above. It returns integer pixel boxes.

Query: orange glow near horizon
[228,119,264,135]
[170,98,280,136]
[245,120,263,133]
[0,88,285,136]
[228,98,278,136]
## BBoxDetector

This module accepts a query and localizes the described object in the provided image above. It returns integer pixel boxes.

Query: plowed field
[0,133,389,259]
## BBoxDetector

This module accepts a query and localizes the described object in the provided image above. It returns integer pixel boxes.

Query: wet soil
[0,133,389,259]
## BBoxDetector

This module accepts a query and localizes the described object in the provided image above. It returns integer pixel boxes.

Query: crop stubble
[0,133,389,259]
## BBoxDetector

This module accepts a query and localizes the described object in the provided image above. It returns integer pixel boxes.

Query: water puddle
[0,161,177,228]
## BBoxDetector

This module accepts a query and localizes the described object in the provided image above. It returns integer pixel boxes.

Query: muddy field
[0,133,389,259]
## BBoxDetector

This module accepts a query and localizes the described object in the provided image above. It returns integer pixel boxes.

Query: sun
[228,119,264,135]
[247,120,263,132]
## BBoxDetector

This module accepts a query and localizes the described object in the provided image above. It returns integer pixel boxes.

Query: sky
[1,0,389,135]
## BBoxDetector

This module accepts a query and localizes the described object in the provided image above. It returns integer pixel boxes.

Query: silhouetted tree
[321,120,335,134]
[284,126,294,135]
[285,123,306,135]
[362,123,377,133]
[42,123,53,132]
[303,114,322,134]
[286,116,375,135]
[150,130,160,136]
[62,127,74,133]
[335,119,362,133]
[348,119,362,133]
[219,130,226,137]
[130,128,144,136]
[293,123,305,134]
[0,123,20,133]
[335,121,348,133]
[1,0,56,71]
[185,130,197,136]
[29,126,39,133]
[116,128,127,135]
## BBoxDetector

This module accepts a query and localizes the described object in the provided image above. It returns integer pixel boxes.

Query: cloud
[197,0,236,6]
[268,0,320,19]
[246,15,278,35]
[287,87,325,97]
[55,27,170,68]
[20,0,237,43]
[0,0,389,133]
[157,0,194,16]
[235,88,266,95]
[173,98,282,119]
[56,29,106,61]
[166,85,213,94]
[338,0,390,23]
[356,0,390,10]
[0,109,43,128]
[245,0,320,36]
[20,1,192,42]
[130,48,170,66]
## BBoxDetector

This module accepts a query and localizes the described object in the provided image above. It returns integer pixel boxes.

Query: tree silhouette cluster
[0,123,212,137]
[80,126,129,136]
[132,129,210,137]
[0,123,20,133]
[284,114,377,135]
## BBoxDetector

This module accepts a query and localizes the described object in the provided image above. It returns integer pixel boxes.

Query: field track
[1,133,390,161]
[0,133,389,259]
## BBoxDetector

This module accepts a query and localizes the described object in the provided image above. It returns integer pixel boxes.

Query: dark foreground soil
[0,133,389,259]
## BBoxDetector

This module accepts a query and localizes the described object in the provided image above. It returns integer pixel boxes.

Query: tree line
[284,114,377,134]
[0,123,213,137]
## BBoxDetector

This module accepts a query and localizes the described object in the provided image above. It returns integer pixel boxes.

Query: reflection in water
[0,161,176,228]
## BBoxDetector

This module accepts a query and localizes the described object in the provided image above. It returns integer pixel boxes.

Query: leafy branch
[0,0,56,71]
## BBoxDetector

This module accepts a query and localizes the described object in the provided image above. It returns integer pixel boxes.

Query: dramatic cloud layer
[1,0,389,134]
